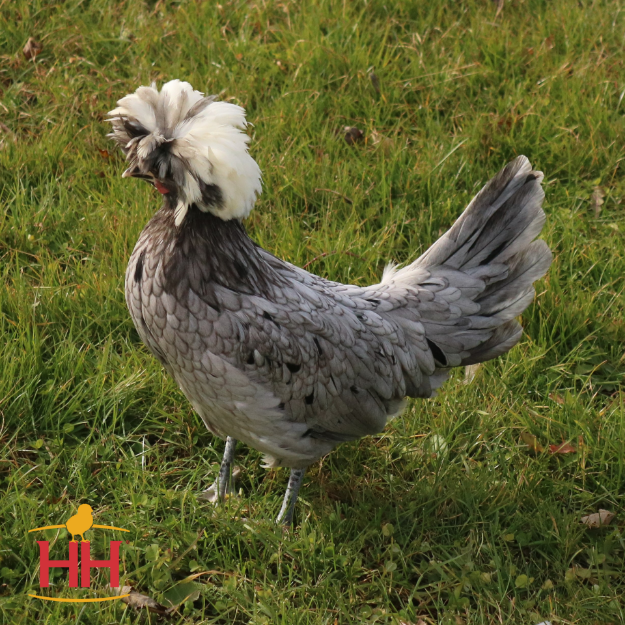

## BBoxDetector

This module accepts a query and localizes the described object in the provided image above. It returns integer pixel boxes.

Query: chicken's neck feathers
[141,202,286,303]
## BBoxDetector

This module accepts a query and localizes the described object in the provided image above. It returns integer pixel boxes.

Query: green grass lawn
[1,0,624,623]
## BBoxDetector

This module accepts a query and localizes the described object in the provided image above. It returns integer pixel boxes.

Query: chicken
[65,504,93,542]
[107,80,552,524]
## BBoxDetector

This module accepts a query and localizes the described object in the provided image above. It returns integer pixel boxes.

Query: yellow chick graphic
[65,504,94,542]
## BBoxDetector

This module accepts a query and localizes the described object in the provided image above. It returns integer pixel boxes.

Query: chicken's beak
[121,165,167,191]
[122,165,152,180]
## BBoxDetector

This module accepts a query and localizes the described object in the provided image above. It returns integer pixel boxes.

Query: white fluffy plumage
[107,80,262,225]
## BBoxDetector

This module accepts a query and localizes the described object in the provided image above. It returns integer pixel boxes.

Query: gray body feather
[126,155,551,468]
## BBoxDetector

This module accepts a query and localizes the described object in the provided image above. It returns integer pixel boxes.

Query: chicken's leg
[201,437,238,503]
[276,467,306,526]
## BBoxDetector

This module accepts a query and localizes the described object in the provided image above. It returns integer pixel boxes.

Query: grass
[0,0,624,623]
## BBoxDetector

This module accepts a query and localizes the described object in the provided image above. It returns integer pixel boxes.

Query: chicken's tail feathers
[416,155,547,273]
[386,155,551,371]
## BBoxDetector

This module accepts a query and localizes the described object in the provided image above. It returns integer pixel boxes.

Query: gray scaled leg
[276,467,306,526]
[201,437,238,503]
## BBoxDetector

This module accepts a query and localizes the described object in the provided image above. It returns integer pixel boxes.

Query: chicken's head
[107,80,262,226]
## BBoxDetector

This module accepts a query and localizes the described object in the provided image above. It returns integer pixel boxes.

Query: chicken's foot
[201,437,238,503]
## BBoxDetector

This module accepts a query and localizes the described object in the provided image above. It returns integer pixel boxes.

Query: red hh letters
[36,541,121,588]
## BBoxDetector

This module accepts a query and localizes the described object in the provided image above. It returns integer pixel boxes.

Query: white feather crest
[107,80,262,224]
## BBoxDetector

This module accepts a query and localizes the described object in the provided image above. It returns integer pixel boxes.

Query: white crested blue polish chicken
[108,80,552,525]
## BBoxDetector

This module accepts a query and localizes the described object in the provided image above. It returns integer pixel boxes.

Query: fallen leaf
[381,523,394,537]
[591,186,605,218]
[464,363,481,384]
[581,509,615,528]
[161,581,202,608]
[0,122,16,143]
[549,442,576,454]
[368,70,381,93]
[520,431,544,453]
[98,149,111,159]
[428,434,448,456]
[549,392,565,405]
[23,37,43,60]
[343,126,364,145]
[370,130,393,154]
[118,586,169,614]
